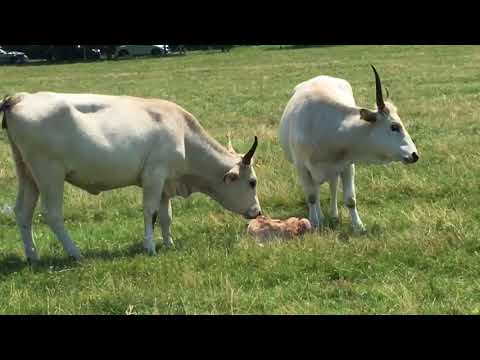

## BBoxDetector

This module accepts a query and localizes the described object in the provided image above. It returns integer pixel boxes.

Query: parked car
[1,45,52,60]
[0,47,29,64]
[114,45,170,58]
[168,45,187,55]
[46,46,102,61]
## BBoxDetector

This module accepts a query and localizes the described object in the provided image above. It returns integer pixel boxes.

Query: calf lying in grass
[248,216,312,243]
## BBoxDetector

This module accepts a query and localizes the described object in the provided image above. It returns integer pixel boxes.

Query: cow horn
[371,65,385,111]
[242,136,258,166]
[227,131,235,153]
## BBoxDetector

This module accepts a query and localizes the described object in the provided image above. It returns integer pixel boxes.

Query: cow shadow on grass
[0,255,30,276]
[263,45,339,51]
[1,59,105,68]
[0,242,174,276]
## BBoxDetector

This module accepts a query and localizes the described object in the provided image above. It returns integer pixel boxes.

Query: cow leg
[13,156,40,263]
[158,194,174,247]
[296,164,323,228]
[341,164,366,233]
[28,159,82,259]
[329,176,339,224]
[142,169,167,255]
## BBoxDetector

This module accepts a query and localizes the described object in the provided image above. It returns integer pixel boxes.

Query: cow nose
[411,152,419,163]
[245,208,261,219]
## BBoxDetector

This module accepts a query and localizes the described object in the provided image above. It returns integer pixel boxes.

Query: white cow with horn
[279,65,419,232]
[1,92,262,262]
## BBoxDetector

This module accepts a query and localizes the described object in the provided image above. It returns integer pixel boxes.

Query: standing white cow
[279,66,419,232]
[1,92,262,262]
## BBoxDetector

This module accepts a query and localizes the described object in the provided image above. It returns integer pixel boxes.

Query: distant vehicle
[114,45,170,58]
[1,45,52,60]
[169,45,187,55]
[46,46,102,61]
[0,47,29,64]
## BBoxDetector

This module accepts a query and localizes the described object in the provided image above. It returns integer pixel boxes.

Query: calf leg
[142,168,167,255]
[158,194,174,247]
[296,164,323,228]
[28,159,82,259]
[329,176,339,223]
[341,164,366,233]
[13,158,40,262]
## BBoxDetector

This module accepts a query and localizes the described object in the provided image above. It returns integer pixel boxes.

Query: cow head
[218,136,262,219]
[359,65,419,165]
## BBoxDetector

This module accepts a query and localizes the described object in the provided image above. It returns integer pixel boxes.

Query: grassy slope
[0,45,479,314]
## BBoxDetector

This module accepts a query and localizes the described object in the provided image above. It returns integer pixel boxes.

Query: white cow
[279,66,419,232]
[1,92,262,262]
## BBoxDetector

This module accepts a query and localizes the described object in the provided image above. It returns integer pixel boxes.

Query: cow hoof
[69,254,83,263]
[67,247,83,261]
[330,217,340,227]
[352,224,367,234]
[315,221,326,231]
[26,257,40,266]
[163,238,175,248]
[309,218,322,230]
[144,247,157,256]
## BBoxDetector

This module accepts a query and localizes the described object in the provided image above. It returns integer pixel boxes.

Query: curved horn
[242,136,258,166]
[227,131,235,153]
[371,65,385,111]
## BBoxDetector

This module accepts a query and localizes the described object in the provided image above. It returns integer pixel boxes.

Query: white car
[0,47,29,64]
[114,45,170,58]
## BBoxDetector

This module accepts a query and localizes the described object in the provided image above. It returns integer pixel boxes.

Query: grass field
[0,45,479,314]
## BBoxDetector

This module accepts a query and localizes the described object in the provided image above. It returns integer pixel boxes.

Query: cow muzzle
[403,152,419,164]
[245,207,262,220]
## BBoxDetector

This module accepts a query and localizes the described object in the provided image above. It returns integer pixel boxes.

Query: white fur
[5,92,261,260]
[279,75,418,232]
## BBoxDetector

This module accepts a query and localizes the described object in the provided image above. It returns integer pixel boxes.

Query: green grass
[1,45,480,314]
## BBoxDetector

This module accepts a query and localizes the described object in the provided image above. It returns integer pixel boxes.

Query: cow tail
[1,94,20,130]
[0,96,7,129]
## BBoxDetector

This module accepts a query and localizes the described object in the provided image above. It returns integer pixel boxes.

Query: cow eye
[391,124,401,133]
[249,179,257,189]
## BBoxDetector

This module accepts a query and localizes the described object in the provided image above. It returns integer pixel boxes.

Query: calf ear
[359,108,377,123]
[223,165,240,184]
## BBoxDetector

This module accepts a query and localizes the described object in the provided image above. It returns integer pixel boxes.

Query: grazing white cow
[1,92,262,262]
[279,66,419,232]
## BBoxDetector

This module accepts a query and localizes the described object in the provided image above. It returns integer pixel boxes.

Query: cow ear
[359,108,377,123]
[223,165,240,184]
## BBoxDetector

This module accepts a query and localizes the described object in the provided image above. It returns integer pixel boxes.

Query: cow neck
[346,113,381,162]
[182,124,238,194]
